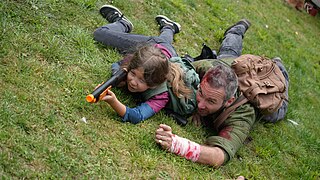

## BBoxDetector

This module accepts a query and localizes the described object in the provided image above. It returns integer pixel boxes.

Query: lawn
[0,0,319,179]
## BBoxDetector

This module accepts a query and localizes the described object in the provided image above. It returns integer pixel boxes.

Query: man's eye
[208,100,215,104]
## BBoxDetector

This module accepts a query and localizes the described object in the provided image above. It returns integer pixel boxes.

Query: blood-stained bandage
[170,134,201,162]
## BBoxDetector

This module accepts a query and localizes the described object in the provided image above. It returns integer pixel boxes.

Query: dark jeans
[93,20,178,57]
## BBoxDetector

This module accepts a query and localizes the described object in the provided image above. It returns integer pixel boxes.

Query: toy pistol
[86,69,127,103]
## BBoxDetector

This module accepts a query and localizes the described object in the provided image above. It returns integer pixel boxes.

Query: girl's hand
[100,89,126,117]
[100,89,118,104]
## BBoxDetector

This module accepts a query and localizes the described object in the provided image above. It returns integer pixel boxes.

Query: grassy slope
[0,0,319,179]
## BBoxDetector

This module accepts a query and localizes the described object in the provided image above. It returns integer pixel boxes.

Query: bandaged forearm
[170,134,201,162]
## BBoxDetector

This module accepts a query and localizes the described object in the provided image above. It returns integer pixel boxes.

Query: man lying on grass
[155,19,289,167]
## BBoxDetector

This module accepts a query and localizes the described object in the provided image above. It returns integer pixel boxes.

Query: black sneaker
[99,5,133,32]
[155,15,181,34]
[224,19,251,36]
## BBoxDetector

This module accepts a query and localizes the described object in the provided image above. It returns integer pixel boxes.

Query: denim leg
[94,22,178,56]
[94,21,151,53]
[143,36,178,57]
[154,26,178,57]
[217,25,246,59]
[158,26,175,44]
[141,25,177,57]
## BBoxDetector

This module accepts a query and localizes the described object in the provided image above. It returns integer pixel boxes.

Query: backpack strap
[214,94,249,131]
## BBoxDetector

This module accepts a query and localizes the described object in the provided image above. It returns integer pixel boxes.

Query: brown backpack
[214,54,288,130]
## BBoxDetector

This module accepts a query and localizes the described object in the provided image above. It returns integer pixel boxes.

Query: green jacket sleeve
[204,103,256,164]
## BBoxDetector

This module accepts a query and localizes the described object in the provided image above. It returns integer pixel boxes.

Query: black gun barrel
[86,69,127,103]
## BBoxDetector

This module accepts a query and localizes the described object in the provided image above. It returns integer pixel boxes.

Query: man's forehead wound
[203,69,222,85]
[203,68,221,80]
[202,70,216,89]
[204,68,228,87]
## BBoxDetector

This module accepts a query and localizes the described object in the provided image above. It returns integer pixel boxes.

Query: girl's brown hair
[122,44,192,98]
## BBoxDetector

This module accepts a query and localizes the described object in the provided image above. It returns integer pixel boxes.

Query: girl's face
[127,67,151,93]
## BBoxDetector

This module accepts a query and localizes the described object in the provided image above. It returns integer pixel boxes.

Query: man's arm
[155,124,225,167]
[198,145,225,167]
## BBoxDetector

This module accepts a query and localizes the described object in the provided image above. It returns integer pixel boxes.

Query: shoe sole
[224,19,251,36]
[100,5,123,18]
[155,15,181,32]
[99,5,134,32]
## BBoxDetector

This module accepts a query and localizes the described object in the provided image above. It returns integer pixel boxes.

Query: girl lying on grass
[93,5,199,124]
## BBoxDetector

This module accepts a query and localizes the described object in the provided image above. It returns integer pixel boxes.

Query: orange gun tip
[86,94,95,103]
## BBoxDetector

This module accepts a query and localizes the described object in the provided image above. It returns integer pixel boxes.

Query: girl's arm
[123,91,169,124]
[123,103,155,124]
[102,90,169,124]
[101,90,126,116]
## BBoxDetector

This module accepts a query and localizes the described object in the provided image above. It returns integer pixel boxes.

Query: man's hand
[155,124,173,150]
[192,112,202,127]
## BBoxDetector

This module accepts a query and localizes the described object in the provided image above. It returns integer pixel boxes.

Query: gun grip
[99,86,112,101]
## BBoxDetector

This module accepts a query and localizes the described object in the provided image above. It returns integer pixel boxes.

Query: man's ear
[224,96,235,108]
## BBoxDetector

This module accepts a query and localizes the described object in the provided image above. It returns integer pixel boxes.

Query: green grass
[1,0,319,179]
